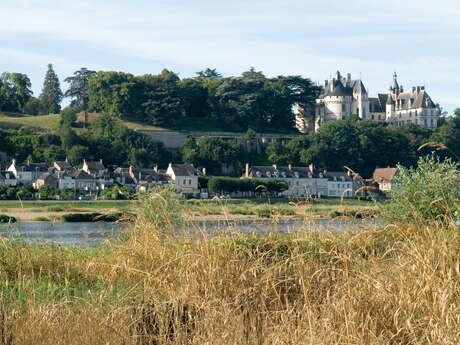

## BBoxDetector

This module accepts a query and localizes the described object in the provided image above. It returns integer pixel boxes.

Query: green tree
[59,106,78,128]
[179,78,210,118]
[0,72,33,112]
[64,68,96,111]
[181,137,245,175]
[88,71,144,118]
[39,64,63,114]
[141,70,183,126]
[23,97,42,115]
[196,68,222,79]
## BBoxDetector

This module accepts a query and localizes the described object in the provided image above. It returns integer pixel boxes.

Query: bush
[378,154,460,224]
[0,215,17,223]
[61,213,123,222]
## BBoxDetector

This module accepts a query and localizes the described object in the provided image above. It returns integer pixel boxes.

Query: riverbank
[0,198,376,221]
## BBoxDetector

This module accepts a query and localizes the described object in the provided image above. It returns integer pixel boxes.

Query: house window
[189,179,192,185]
[183,179,186,185]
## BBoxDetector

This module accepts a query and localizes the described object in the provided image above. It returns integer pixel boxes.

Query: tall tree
[64,68,96,111]
[0,72,33,112]
[39,64,63,114]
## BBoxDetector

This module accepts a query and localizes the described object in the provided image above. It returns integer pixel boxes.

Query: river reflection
[0,218,377,247]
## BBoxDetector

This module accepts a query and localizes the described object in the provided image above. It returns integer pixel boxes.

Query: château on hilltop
[295,71,440,133]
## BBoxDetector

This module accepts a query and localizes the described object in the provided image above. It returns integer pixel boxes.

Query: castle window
[424,119,427,126]
[342,104,346,112]
[371,115,375,120]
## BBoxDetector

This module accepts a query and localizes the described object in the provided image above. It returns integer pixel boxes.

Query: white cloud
[0,0,458,111]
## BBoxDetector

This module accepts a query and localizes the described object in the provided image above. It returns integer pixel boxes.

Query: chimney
[139,172,141,181]
[99,159,103,164]
[129,165,133,176]
[308,163,315,174]
[153,165,159,173]
[27,159,30,166]
[347,73,351,83]
[288,164,292,170]
[272,164,277,170]
[202,167,206,175]
[12,159,16,166]
[417,86,420,94]
[324,80,328,87]
[245,163,250,178]
[412,86,416,93]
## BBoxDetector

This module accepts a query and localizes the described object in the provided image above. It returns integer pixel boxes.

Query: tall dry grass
[0,219,458,344]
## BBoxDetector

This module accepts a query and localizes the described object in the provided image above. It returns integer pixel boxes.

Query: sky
[0,0,459,113]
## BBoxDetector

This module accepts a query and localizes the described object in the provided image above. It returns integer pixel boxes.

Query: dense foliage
[88,68,319,131]
[379,154,460,224]
[0,72,32,113]
[181,137,245,175]
[208,177,288,196]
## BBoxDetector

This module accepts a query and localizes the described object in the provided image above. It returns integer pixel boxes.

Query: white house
[326,172,355,198]
[7,160,48,184]
[166,163,201,197]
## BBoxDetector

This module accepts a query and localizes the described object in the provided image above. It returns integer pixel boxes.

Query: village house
[7,160,48,184]
[74,170,98,192]
[53,159,75,173]
[373,167,399,192]
[34,173,58,190]
[244,164,328,197]
[166,163,203,197]
[82,159,112,189]
[0,171,17,186]
[326,172,355,198]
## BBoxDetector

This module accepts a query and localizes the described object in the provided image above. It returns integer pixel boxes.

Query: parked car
[78,195,91,201]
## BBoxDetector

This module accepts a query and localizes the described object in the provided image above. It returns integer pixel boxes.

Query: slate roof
[55,161,73,170]
[373,168,398,183]
[248,166,323,179]
[170,164,199,177]
[16,162,48,172]
[387,90,435,110]
[73,170,95,180]
[85,161,105,171]
[37,172,57,182]
[326,172,353,182]
[370,96,386,113]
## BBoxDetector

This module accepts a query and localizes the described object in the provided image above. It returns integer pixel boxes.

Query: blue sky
[0,0,459,113]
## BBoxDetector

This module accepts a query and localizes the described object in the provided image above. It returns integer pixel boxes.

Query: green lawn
[0,113,60,130]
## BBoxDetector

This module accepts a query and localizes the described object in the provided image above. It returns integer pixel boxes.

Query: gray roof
[16,162,48,172]
[326,172,353,182]
[387,90,435,110]
[73,170,95,180]
[55,161,73,170]
[170,164,199,177]
[85,161,105,171]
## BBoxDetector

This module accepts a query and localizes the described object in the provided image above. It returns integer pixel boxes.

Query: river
[0,218,377,247]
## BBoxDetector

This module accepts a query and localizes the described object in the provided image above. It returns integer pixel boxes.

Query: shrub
[61,213,123,222]
[378,154,460,224]
[0,215,16,223]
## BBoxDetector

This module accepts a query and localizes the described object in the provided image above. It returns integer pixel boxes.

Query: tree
[64,68,96,111]
[141,70,183,126]
[196,68,222,79]
[59,106,77,128]
[88,71,144,118]
[23,97,42,115]
[179,78,210,118]
[0,72,33,112]
[39,64,63,114]
[181,137,245,175]
[241,67,265,80]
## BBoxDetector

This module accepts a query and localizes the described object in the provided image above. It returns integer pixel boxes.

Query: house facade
[373,167,399,192]
[166,163,202,197]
